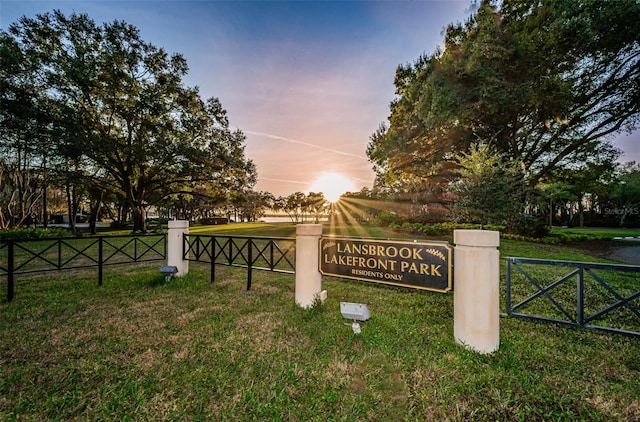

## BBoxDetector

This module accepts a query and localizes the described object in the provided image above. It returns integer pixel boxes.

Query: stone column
[167,220,189,276]
[295,224,324,308]
[453,230,500,354]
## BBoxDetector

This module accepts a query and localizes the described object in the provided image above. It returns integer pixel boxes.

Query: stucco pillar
[453,229,500,354]
[295,224,324,308]
[167,220,189,276]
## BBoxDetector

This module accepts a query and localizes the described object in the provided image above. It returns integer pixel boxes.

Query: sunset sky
[3,1,639,197]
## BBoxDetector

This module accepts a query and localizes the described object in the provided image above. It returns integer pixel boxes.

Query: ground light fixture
[340,302,371,334]
[159,265,178,282]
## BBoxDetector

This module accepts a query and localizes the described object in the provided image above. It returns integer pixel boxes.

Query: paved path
[607,246,640,265]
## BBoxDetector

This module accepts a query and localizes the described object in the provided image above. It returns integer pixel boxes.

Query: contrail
[259,177,310,185]
[245,130,369,161]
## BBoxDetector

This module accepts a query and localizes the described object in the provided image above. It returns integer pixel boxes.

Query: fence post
[506,258,512,316]
[98,237,103,286]
[577,266,584,327]
[247,239,253,290]
[167,220,189,276]
[453,230,500,354]
[210,239,216,283]
[295,224,324,308]
[7,240,14,302]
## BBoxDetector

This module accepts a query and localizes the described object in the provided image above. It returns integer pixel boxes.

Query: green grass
[189,222,296,237]
[499,239,611,261]
[1,223,639,421]
[550,227,640,239]
[188,221,404,239]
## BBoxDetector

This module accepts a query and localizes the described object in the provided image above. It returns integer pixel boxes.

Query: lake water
[260,216,328,223]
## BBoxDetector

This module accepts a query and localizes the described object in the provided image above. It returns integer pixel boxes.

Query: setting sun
[309,172,356,202]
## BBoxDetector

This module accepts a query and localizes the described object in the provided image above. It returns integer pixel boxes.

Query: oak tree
[368,0,640,202]
[1,11,254,231]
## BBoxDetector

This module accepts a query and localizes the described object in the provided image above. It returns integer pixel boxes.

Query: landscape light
[340,302,371,334]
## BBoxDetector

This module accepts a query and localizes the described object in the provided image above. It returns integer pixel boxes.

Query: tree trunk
[132,206,147,233]
[568,201,574,228]
[121,205,128,227]
[42,181,48,229]
[88,190,103,235]
[578,200,584,228]
[619,211,627,227]
[66,184,77,233]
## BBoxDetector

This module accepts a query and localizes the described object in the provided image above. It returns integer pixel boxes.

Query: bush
[0,227,74,240]
[200,217,229,225]
[389,221,452,236]
[506,215,550,238]
[110,221,132,230]
[375,211,400,226]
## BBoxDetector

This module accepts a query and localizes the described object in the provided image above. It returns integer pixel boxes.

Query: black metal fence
[506,257,640,337]
[5,234,638,340]
[0,235,167,301]
[184,234,296,289]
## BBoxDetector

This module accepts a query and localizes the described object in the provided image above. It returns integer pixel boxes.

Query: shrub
[0,227,74,240]
[506,215,550,238]
[376,211,400,226]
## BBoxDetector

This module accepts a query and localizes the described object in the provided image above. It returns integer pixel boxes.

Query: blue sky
[2,1,638,196]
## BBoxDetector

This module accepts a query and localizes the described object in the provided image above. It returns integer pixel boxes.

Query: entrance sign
[168,222,499,354]
[319,237,453,293]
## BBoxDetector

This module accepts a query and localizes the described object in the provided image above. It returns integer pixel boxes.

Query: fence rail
[506,257,640,337]
[184,234,295,290]
[0,235,167,301]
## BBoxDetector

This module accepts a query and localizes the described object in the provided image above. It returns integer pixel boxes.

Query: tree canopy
[367,0,640,194]
[1,10,255,231]
[450,143,522,227]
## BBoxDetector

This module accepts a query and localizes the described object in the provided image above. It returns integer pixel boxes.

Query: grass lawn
[1,223,639,421]
[550,226,640,240]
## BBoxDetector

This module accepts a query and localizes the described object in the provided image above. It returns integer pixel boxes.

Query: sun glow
[309,172,356,202]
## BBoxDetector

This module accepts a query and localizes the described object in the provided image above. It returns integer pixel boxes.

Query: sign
[319,237,453,293]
